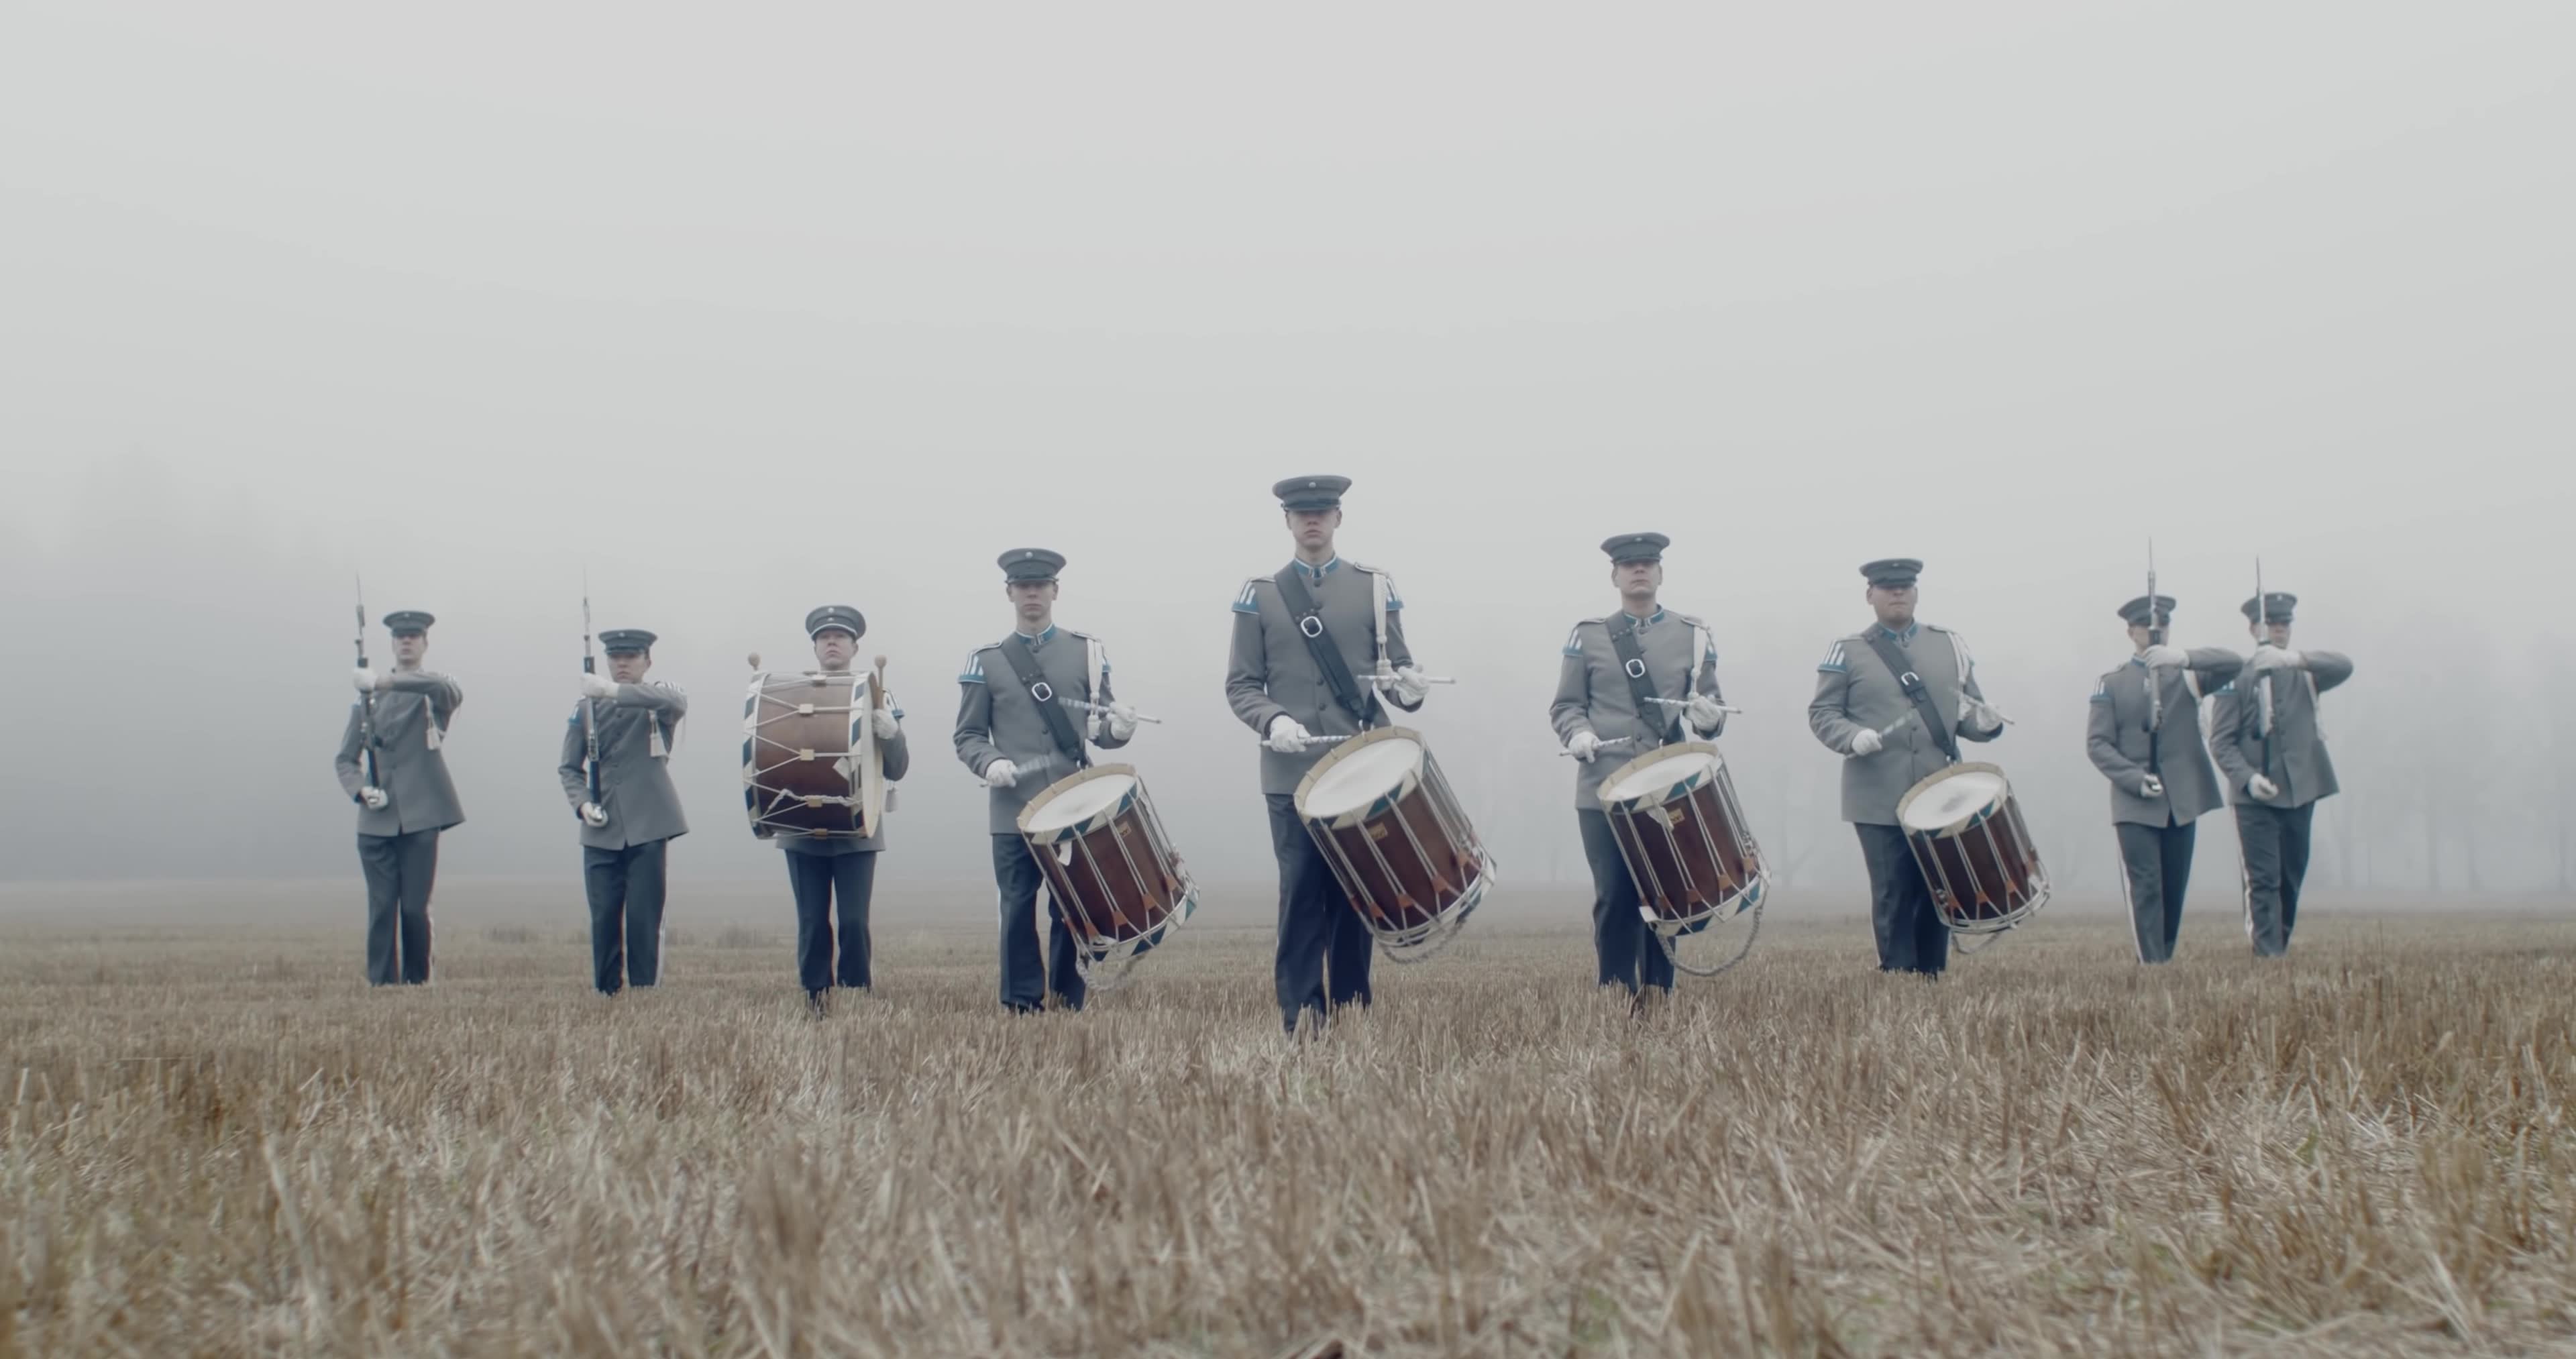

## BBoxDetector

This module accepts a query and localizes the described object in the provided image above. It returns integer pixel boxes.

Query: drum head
[1600,748,1719,806]
[1898,768,2008,834]
[1022,771,1136,832]
[1300,737,1423,819]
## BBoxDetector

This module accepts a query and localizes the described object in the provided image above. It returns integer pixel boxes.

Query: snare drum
[1016,765,1197,989]
[742,670,881,838]
[1597,742,1767,973]
[1292,727,1493,962]
[1894,761,2049,934]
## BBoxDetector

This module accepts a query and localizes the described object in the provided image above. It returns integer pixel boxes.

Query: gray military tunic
[555,680,691,849]
[2207,651,2354,809]
[333,670,466,835]
[2086,649,2241,826]
[1806,622,2003,824]
[1547,608,1726,810]
[1226,557,1421,796]
[953,626,1130,833]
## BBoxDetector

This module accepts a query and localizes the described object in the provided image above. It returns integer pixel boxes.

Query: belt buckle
[1298,614,1325,639]
[1031,681,1055,704]
[1623,658,1648,680]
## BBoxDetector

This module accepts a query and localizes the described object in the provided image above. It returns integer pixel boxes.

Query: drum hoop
[1292,725,1427,826]
[1015,763,1141,840]
[1893,760,2013,838]
[1597,739,1723,811]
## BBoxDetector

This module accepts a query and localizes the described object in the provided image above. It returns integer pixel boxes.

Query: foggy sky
[5,5,2572,915]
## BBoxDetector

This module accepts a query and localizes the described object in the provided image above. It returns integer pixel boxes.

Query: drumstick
[1556,735,1636,758]
[1644,696,1746,714]
[1059,696,1164,725]
[979,751,1069,790]
[747,652,761,670]
[1368,673,1458,686]
[1267,732,1357,752]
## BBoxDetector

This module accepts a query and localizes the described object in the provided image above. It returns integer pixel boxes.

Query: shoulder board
[1347,561,1402,608]
[1563,621,1594,657]
[959,647,994,683]
[1063,628,1097,643]
[2090,679,2110,702]
[1818,639,1852,673]
[1232,578,1268,614]
[1673,612,1709,629]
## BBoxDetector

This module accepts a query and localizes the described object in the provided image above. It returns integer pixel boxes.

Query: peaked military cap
[2118,595,2176,627]
[999,548,1065,583]
[1860,558,1923,586]
[804,604,866,640]
[599,629,657,654]
[2241,592,2296,623]
[382,610,436,633]
[1602,532,1669,563]
[1273,475,1351,512]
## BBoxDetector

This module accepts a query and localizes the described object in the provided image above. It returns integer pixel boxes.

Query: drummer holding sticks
[953,549,1139,1014]
[1226,476,1434,1037]
[1549,533,1733,995]
[1807,559,2007,977]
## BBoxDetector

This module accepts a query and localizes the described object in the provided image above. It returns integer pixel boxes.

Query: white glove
[1106,703,1139,741]
[359,786,390,810]
[2139,645,2187,669]
[1848,727,1884,757]
[2249,647,2303,673]
[580,802,608,827]
[352,667,380,693]
[1267,715,1312,755]
[1684,694,1727,732]
[1390,666,1431,706]
[870,706,900,741]
[1958,696,2003,730]
[983,759,1019,790]
[2249,774,2279,800]
[1566,730,1604,763]
[2140,775,2164,798]
[580,671,618,700]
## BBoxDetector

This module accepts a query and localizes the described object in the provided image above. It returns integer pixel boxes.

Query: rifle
[354,574,378,790]
[2254,556,2275,781]
[580,574,601,807]
[2144,540,2163,777]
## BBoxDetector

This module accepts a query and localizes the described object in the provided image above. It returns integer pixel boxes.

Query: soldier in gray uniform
[1807,559,2007,976]
[953,549,1141,1014]
[2206,591,2354,957]
[1226,476,1432,1035]
[557,628,690,995]
[1548,533,1731,993]
[333,609,465,986]
[769,605,912,1016]
[2085,595,2243,964]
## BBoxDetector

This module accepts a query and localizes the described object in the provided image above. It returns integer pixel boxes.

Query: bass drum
[741,669,883,839]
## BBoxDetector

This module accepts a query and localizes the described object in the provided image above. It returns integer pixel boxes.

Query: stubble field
[2,890,2571,1357]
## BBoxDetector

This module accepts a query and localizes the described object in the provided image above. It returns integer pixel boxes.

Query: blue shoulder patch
[1817,640,1849,673]
[958,649,987,684]
[1232,580,1261,614]
[1562,623,1585,658]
